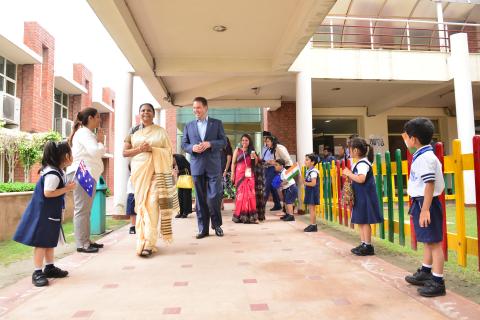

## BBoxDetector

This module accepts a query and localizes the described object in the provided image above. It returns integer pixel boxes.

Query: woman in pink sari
[231,134,259,223]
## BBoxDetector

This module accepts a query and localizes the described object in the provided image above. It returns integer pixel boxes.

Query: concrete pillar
[449,33,476,204]
[160,109,167,129]
[435,0,447,52]
[295,71,313,165]
[154,108,161,125]
[113,72,133,214]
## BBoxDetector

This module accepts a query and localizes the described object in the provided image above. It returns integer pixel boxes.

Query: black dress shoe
[77,246,99,253]
[44,265,68,278]
[215,227,224,237]
[32,271,49,287]
[175,213,183,218]
[90,242,104,249]
[196,232,209,239]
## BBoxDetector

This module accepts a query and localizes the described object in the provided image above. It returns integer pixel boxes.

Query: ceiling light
[324,120,332,123]
[213,25,227,32]
[331,87,341,91]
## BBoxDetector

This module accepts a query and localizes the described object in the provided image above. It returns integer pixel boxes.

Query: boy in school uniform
[403,118,446,297]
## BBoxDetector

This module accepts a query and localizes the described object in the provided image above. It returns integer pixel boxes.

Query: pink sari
[233,149,257,223]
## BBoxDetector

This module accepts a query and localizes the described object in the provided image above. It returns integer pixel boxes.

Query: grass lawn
[0,217,128,266]
[380,202,478,238]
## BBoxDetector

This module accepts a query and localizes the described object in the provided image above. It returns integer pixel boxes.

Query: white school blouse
[67,127,105,181]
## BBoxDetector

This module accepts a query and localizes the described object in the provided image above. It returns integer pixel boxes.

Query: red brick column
[266,101,297,154]
[100,87,116,194]
[19,22,55,133]
[165,108,177,152]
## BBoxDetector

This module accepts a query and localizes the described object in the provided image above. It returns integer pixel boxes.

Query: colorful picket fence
[300,137,480,270]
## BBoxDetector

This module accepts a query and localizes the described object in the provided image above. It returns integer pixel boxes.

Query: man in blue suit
[181,97,227,239]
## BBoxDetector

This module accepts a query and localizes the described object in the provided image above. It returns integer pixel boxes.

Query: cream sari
[130,124,179,255]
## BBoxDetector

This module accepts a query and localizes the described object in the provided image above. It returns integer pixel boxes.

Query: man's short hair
[193,97,208,107]
[263,131,272,137]
[403,117,435,145]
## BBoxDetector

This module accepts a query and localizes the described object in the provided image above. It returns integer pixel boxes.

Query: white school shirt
[67,127,105,181]
[407,145,445,198]
[305,168,319,182]
[42,166,66,191]
[353,158,371,177]
[127,176,135,194]
[280,168,296,190]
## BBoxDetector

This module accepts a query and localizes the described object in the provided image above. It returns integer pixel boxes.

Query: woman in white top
[67,107,106,253]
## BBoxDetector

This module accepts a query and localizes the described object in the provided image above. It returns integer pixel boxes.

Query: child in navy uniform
[274,159,298,222]
[403,118,446,297]
[342,137,383,256]
[126,167,136,234]
[303,154,320,232]
[13,141,76,287]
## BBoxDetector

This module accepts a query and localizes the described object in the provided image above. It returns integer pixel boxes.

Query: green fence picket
[375,153,385,239]
[385,151,394,243]
[322,163,327,221]
[395,149,405,246]
[326,162,333,221]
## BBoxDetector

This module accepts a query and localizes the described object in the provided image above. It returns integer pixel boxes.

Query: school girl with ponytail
[67,107,106,253]
[342,137,383,256]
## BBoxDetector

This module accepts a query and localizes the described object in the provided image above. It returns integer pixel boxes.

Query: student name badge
[245,168,252,178]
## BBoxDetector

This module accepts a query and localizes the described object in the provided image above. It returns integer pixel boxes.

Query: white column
[160,109,167,129]
[114,72,134,214]
[435,1,447,52]
[154,108,161,125]
[295,71,313,166]
[449,33,476,204]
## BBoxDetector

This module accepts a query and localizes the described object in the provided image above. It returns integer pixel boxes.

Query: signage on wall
[369,135,385,156]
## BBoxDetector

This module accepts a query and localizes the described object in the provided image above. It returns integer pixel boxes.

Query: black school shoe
[283,214,295,222]
[417,279,446,297]
[32,271,48,287]
[353,243,375,256]
[44,265,68,278]
[90,242,104,249]
[304,224,318,232]
[351,243,363,255]
[405,268,433,286]
[129,226,136,234]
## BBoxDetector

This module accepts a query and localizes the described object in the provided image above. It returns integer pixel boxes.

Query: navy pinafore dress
[351,160,383,225]
[13,170,66,248]
[304,168,320,205]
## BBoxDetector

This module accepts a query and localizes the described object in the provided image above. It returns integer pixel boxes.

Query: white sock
[34,267,42,272]
[364,242,371,245]
[422,263,433,268]
[432,272,443,278]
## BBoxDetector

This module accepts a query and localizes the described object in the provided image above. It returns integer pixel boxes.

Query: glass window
[0,76,4,91]
[53,88,69,120]
[0,57,4,75]
[5,60,15,80]
[6,80,15,96]
[54,89,62,103]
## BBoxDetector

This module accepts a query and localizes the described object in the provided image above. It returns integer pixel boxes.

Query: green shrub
[0,182,36,193]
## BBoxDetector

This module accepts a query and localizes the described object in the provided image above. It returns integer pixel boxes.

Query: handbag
[176,169,193,189]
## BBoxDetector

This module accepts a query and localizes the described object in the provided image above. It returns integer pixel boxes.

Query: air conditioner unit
[0,93,21,125]
[54,118,74,138]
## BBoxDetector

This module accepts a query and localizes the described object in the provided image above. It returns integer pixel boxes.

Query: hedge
[0,182,36,193]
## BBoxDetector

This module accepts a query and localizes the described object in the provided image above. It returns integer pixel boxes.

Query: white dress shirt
[67,127,105,181]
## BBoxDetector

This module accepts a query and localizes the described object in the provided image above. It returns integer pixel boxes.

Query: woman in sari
[123,103,178,257]
[231,134,259,223]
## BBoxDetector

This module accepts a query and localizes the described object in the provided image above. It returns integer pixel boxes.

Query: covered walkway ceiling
[87,0,336,109]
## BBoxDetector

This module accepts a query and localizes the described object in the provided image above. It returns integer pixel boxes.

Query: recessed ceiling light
[324,120,332,123]
[213,25,227,32]
[331,87,341,91]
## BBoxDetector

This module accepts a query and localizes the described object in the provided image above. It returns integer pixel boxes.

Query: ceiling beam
[367,81,453,116]
[155,57,273,76]
[87,0,172,107]
[271,0,336,71]
[207,99,282,110]
[172,76,290,106]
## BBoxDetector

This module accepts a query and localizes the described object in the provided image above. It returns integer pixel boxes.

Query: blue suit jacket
[181,117,226,176]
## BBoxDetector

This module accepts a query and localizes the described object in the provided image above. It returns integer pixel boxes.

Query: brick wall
[19,22,55,133]
[100,87,115,194]
[266,101,296,155]
[72,64,92,109]
[165,108,177,150]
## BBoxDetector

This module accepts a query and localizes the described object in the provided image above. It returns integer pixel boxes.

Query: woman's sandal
[139,249,153,257]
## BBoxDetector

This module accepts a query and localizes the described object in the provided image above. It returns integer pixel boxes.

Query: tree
[18,137,41,183]
[0,129,22,183]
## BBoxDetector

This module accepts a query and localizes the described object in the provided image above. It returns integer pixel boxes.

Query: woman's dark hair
[39,141,72,173]
[139,103,155,115]
[265,135,277,149]
[305,153,319,165]
[241,134,255,153]
[350,137,374,163]
[68,107,98,146]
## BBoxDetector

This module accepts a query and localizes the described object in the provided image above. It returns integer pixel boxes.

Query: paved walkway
[1,204,479,319]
